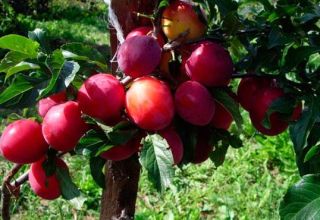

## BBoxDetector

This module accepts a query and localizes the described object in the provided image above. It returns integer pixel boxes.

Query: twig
[231,73,276,79]
[120,76,132,86]
[11,172,29,187]
[1,164,23,220]
[152,0,164,42]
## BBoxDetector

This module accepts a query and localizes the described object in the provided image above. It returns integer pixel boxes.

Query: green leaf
[94,144,114,157]
[212,89,243,131]
[212,0,238,17]
[89,157,106,189]
[158,0,169,9]
[0,51,31,73]
[299,5,320,23]
[284,46,320,71]
[5,62,40,80]
[28,28,50,53]
[210,145,229,167]
[307,53,320,74]
[290,98,319,151]
[268,27,292,49]
[39,49,79,99]
[280,174,320,220]
[140,134,175,192]
[0,34,39,58]
[76,130,106,156]
[0,76,33,105]
[87,118,139,145]
[304,145,320,163]
[262,96,295,129]
[307,123,320,148]
[61,43,107,71]
[56,167,81,200]
[237,1,264,21]
[222,12,242,34]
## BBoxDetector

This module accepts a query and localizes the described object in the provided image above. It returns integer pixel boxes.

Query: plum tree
[42,101,88,152]
[175,80,215,126]
[38,91,67,118]
[126,26,165,47]
[1,0,318,219]
[185,41,233,87]
[0,119,48,164]
[77,73,125,124]
[161,0,206,41]
[28,157,68,200]
[159,127,184,165]
[117,35,161,78]
[125,76,174,131]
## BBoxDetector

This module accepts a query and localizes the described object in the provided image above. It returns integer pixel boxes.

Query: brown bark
[100,1,157,219]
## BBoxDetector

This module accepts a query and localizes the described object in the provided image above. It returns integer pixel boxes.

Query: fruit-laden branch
[1,151,68,220]
[1,164,23,220]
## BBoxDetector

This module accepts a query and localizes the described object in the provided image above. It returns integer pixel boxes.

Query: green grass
[0,122,299,220]
[0,1,300,219]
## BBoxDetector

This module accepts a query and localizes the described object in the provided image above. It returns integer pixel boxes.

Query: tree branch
[1,164,23,220]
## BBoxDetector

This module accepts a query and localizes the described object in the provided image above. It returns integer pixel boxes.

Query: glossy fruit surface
[42,101,88,152]
[117,35,161,78]
[159,127,184,165]
[38,91,67,118]
[211,101,233,130]
[77,73,125,124]
[237,77,272,111]
[249,87,288,136]
[162,0,206,41]
[126,26,165,47]
[0,119,48,164]
[175,81,215,126]
[126,76,175,131]
[29,157,67,200]
[185,41,233,87]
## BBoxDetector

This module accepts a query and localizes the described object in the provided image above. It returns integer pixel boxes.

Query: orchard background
[0,0,320,219]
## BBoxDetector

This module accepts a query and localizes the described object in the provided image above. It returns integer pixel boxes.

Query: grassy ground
[0,1,300,219]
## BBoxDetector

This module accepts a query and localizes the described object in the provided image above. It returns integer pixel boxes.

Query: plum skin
[185,41,233,87]
[175,81,215,126]
[100,135,142,161]
[77,73,125,125]
[0,119,48,164]
[29,157,68,200]
[211,101,233,130]
[42,101,88,152]
[159,127,184,165]
[249,87,288,136]
[117,35,161,78]
[161,0,206,41]
[125,76,175,131]
[126,26,165,47]
[237,77,273,111]
[192,129,213,164]
[38,91,67,118]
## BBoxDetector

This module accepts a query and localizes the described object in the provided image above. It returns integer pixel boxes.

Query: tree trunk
[100,1,156,219]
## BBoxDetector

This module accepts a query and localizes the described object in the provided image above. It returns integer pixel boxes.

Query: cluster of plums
[0,0,301,201]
